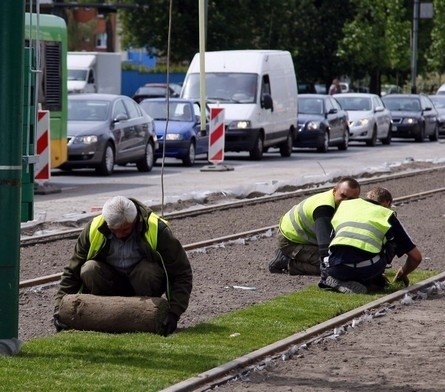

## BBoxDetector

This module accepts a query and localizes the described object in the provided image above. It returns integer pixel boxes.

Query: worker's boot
[318,274,367,294]
[268,249,290,274]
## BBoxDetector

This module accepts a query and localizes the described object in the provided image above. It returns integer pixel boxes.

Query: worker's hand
[161,313,179,337]
[393,268,410,287]
[53,314,69,332]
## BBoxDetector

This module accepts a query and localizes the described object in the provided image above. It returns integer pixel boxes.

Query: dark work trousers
[278,233,320,275]
[325,255,388,284]
[80,259,166,297]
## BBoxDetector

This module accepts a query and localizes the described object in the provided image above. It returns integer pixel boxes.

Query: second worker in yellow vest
[319,187,422,294]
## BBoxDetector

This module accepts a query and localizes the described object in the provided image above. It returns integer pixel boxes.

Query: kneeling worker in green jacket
[53,195,193,336]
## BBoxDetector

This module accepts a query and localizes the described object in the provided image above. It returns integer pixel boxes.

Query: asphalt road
[31,139,445,223]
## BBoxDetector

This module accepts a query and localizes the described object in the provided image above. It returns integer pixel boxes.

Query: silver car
[334,93,392,146]
[61,94,158,176]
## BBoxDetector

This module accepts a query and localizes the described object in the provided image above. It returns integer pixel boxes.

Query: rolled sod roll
[59,294,169,334]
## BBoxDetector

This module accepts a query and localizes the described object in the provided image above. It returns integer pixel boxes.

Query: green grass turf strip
[0,271,434,392]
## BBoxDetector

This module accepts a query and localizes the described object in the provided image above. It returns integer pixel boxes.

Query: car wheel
[338,129,349,151]
[429,122,439,142]
[136,141,155,172]
[249,134,264,160]
[279,130,293,157]
[96,142,115,176]
[366,125,377,146]
[317,131,329,153]
[182,141,196,166]
[415,124,425,142]
[380,125,392,145]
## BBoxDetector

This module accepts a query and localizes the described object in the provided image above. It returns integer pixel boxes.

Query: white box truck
[67,52,122,94]
[181,50,298,159]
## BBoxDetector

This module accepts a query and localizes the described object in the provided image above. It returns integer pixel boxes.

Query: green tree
[119,0,199,63]
[117,0,439,93]
[290,0,353,87]
[427,0,445,74]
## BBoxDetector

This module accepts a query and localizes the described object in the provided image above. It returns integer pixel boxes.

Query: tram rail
[19,183,445,290]
[20,165,445,246]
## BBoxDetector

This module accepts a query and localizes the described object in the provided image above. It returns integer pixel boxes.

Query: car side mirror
[113,113,128,123]
[261,93,274,111]
[328,108,338,114]
[375,106,384,112]
[424,107,432,112]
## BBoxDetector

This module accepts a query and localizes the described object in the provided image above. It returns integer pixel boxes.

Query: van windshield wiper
[207,96,233,102]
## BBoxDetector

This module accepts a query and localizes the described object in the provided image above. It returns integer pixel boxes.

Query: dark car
[428,95,445,136]
[132,83,182,103]
[298,82,316,94]
[294,94,349,152]
[382,94,439,142]
[60,93,158,176]
[314,83,327,94]
[139,98,209,166]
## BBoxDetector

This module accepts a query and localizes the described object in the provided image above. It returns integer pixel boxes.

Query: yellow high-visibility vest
[279,190,335,245]
[87,212,165,260]
[330,198,393,253]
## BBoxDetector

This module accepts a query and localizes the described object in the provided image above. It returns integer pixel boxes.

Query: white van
[181,50,298,159]
[437,83,445,95]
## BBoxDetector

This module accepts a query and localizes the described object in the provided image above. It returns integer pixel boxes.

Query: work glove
[161,313,179,337]
[393,267,410,287]
[53,314,69,332]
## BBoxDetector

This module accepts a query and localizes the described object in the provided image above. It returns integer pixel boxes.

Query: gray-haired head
[102,196,137,229]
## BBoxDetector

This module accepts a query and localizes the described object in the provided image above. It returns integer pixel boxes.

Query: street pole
[411,0,419,93]
[0,0,25,347]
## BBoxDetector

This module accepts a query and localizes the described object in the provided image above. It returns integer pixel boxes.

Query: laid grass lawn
[0,271,435,392]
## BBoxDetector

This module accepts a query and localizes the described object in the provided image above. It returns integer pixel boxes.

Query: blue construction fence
[121,70,186,97]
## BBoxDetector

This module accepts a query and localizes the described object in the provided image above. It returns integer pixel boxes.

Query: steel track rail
[20,166,445,247]
[19,184,445,289]
[19,225,277,289]
[161,272,445,392]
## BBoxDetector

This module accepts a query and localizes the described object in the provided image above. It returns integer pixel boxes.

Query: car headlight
[307,121,321,130]
[70,135,98,144]
[228,120,251,129]
[355,118,370,127]
[402,117,418,124]
[165,133,184,141]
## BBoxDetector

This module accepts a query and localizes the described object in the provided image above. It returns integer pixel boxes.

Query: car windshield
[68,100,110,121]
[136,86,167,96]
[383,98,420,111]
[182,73,257,103]
[140,101,193,122]
[68,69,87,81]
[429,97,445,109]
[335,97,371,111]
[298,98,323,114]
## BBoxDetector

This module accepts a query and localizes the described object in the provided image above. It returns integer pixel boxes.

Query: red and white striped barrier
[35,110,51,181]
[208,108,225,164]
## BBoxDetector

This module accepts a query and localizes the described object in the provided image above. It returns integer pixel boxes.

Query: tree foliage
[427,0,445,74]
[116,0,440,90]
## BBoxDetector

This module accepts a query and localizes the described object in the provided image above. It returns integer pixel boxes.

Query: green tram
[25,12,67,169]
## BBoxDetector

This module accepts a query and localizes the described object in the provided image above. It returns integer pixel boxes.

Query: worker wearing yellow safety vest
[269,177,361,275]
[54,196,193,336]
[319,187,422,294]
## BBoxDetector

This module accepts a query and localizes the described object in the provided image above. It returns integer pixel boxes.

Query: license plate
[391,125,398,132]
